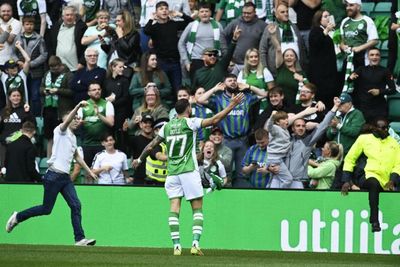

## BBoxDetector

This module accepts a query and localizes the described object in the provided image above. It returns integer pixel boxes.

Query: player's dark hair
[175,99,190,114]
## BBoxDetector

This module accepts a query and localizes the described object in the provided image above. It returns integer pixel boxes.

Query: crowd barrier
[0,184,399,255]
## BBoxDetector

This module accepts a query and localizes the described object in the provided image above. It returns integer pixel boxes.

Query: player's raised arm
[201,93,244,128]
[133,135,164,168]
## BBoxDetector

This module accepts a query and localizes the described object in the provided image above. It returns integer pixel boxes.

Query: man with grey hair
[70,47,106,104]
[49,5,87,72]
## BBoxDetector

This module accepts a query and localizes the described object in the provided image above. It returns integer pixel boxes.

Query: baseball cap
[4,59,18,69]
[141,114,154,124]
[153,118,169,129]
[339,93,352,104]
[345,0,361,5]
[211,126,223,134]
[203,47,218,54]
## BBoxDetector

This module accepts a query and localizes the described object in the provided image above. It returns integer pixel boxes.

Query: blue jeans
[223,136,248,184]
[158,59,182,93]
[140,27,150,53]
[17,170,85,241]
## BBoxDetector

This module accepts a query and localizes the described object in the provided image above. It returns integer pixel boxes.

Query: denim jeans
[17,170,85,241]
[27,75,43,116]
[158,59,182,93]
[223,136,248,184]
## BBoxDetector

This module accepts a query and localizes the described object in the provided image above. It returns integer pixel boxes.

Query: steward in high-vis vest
[146,142,168,183]
[145,117,169,185]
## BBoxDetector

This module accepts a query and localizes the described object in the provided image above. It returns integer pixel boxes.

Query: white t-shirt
[92,149,128,184]
[0,18,22,64]
[48,125,78,174]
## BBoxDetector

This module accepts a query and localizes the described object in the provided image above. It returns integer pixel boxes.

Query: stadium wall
[0,184,399,255]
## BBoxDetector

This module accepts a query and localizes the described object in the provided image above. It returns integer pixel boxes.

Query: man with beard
[341,118,400,232]
[0,2,22,64]
[339,0,378,69]
[348,47,396,123]
[197,73,267,187]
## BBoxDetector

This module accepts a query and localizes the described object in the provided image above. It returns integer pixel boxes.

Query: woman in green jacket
[308,141,343,189]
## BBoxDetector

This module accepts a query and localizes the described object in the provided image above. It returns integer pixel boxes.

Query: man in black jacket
[49,5,87,72]
[4,121,41,182]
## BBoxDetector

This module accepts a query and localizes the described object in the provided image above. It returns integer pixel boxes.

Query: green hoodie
[308,159,341,190]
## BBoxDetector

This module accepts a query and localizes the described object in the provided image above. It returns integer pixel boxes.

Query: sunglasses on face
[204,53,217,57]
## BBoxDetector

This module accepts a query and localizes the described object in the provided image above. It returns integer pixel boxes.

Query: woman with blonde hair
[123,83,169,136]
[308,141,343,189]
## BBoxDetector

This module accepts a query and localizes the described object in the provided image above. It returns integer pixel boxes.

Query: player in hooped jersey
[133,94,244,256]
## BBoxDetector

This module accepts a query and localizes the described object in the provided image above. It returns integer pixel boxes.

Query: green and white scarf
[225,0,244,20]
[44,72,65,108]
[5,75,23,91]
[186,19,221,60]
[342,50,354,93]
[278,21,294,43]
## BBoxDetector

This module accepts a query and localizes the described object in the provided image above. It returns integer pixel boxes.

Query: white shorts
[165,170,204,201]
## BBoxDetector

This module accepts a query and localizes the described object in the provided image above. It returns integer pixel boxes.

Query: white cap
[345,0,362,5]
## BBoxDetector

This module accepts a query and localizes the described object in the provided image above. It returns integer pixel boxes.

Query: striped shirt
[242,144,270,188]
[192,103,214,141]
[209,91,258,138]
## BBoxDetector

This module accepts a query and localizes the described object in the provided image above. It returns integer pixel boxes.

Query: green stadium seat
[39,157,48,175]
[370,2,392,18]
[387,92,400,121]
[390,122,400,135]
[361,2,375,16]
[35,117,43,136]
[380,57,388,68]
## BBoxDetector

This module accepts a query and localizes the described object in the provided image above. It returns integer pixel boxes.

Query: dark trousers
[27,75,42,116]
[17,170,85,241]
[158,58,182,94]
[360,177,384,224]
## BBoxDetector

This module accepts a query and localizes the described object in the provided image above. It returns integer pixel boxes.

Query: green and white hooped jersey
[340,16,378,48]
[158,117,202,176]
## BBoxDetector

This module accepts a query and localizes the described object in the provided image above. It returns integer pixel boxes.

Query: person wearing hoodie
[222,2,266,75]
[308,141,343,189]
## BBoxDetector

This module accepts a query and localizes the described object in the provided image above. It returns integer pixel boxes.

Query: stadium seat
[370,2,392,18]
[361,2,375,16]
[390,122,400,135]
[387,91,400,121]
[39,157,48,175]
[35,117,43,136]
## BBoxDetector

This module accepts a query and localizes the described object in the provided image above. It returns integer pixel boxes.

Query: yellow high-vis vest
[146,143,167,182]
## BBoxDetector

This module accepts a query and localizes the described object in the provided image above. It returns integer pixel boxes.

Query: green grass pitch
[0,244,398,267]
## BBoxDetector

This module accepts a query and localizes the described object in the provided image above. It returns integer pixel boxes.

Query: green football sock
[168,212,180,246]
[192,208,203,244]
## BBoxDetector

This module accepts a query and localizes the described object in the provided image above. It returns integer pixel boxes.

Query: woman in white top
[91,133,133,184]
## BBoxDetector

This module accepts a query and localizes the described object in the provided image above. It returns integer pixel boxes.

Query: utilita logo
[280,209,400,254]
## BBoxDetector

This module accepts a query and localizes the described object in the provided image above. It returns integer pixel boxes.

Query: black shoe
[371,222,381,232]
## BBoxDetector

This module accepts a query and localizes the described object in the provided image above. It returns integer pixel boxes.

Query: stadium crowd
[0,0,399,194]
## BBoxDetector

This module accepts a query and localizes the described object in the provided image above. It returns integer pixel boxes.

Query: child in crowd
[198,140,226,190]
[308,141,343,189]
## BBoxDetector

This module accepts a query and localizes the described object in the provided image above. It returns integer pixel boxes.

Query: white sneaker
[6,212,18,233]
[75,238,96,246]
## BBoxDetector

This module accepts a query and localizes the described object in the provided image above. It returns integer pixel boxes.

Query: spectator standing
[222,2,267,75]
[100,10,141,70]
[81,9,114,70]
[191,26,241,91]
[0,3,22,65]
[241,128,270,188]
[17,0,47,37]
[139,0,157,52]
[209,126,232,184]
[4,121,40,182]
[77,81,114,172]
[168,87,190,119]
[308,9,339,110]
[178,3,227,81]
[348,47,396,123]
[103,58,131,151]
[326,92,365,155]
[339,0,378,70]
[40,56,73,158]
[81,0,102,26]
[16,16,47,116]
[259,2,307,77]
[215,0,245,27]
[91,133,132,185]
[129,52,172,110]
[70,47,106,105]
[49,5,87,72]
[144,1,193,93]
